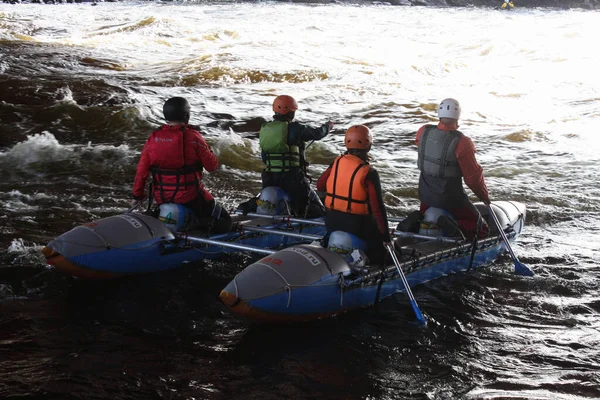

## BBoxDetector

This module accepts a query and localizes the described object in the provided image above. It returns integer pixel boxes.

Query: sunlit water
[1,2,599,399]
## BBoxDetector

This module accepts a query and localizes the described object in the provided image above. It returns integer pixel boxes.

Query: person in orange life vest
[260,95,334,217]
[416,98,490,239]
[131,97,232,233]
[316,125,391,265]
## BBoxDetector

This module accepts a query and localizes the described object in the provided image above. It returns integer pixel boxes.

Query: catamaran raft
[218,201,532,323]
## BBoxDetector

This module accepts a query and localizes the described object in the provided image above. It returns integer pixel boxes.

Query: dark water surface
[1,2,599,399]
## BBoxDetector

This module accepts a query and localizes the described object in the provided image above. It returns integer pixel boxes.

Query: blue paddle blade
[410,300,427,326]
[514,261,534,277]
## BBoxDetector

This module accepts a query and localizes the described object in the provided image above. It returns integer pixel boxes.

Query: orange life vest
[325,154,371,215]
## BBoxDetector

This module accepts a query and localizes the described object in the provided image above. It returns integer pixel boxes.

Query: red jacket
[132,124,218,205]
[416,122,489,203]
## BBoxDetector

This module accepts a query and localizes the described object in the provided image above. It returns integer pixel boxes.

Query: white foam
[8,238,32,253]
[55,86,77,106]
[0,132,74,166]
[0,132,137,175]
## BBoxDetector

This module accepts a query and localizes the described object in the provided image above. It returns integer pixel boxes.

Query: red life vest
[144,125,205,204]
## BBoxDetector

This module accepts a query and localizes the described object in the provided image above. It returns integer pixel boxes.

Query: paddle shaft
[467,216,483,271]
[487,204,534,276]
[488,207,518,258]
[386,243,427,325]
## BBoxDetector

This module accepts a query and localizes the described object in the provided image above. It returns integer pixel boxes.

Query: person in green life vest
[501,0,515,9]
[259,95,334,217]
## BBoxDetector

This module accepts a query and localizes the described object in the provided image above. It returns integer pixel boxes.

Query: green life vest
[259,121,300,172]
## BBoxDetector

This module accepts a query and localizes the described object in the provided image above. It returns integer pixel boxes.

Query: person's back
[316,125,391,265]
[260,95,333,217]
[416,98,489,239]
[416,124,467,210]
[131,97,231,233]
[135,124,217,205]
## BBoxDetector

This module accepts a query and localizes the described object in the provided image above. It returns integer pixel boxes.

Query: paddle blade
[410,300,427,326]
[514,260,534,277]
[487,203,534,277]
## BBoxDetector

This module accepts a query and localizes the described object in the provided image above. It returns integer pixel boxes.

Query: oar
[124,197,147,214]
[124,202,141,214]
[466,216,482,272]
[179,234,275,255]
[385,243,427,326]
[487,204,534,277]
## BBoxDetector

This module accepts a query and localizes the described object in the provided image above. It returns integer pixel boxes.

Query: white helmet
[256,186,291,215]
[419,207,450,237]
[327,231,354,255]
[158,203,199,232]
[438,98,461,120]
[327,231,367,255]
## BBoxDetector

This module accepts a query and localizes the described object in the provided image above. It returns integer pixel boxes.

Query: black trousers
[182,197,232,233]
[325,209,386,266]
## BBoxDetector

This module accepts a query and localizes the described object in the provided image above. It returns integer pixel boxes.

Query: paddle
[487,204,534,276]
[125,196,148,214]
[385,243,427,326]
[124,202,141,214]
[466,216,482,272]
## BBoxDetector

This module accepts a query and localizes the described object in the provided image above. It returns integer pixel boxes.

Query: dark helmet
[163,97,191,123]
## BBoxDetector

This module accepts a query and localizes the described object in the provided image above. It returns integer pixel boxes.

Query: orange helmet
[345,125,372,150]
[272,95,298,114]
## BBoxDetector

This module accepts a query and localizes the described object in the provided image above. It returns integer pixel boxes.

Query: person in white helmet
[414,98,490,239]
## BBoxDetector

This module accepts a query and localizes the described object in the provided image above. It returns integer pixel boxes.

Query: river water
[1,2,599,399]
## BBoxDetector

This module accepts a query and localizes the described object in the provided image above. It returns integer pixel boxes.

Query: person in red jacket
[131,97,231,233]
[316,125,391,265]
[415,98,490,239]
